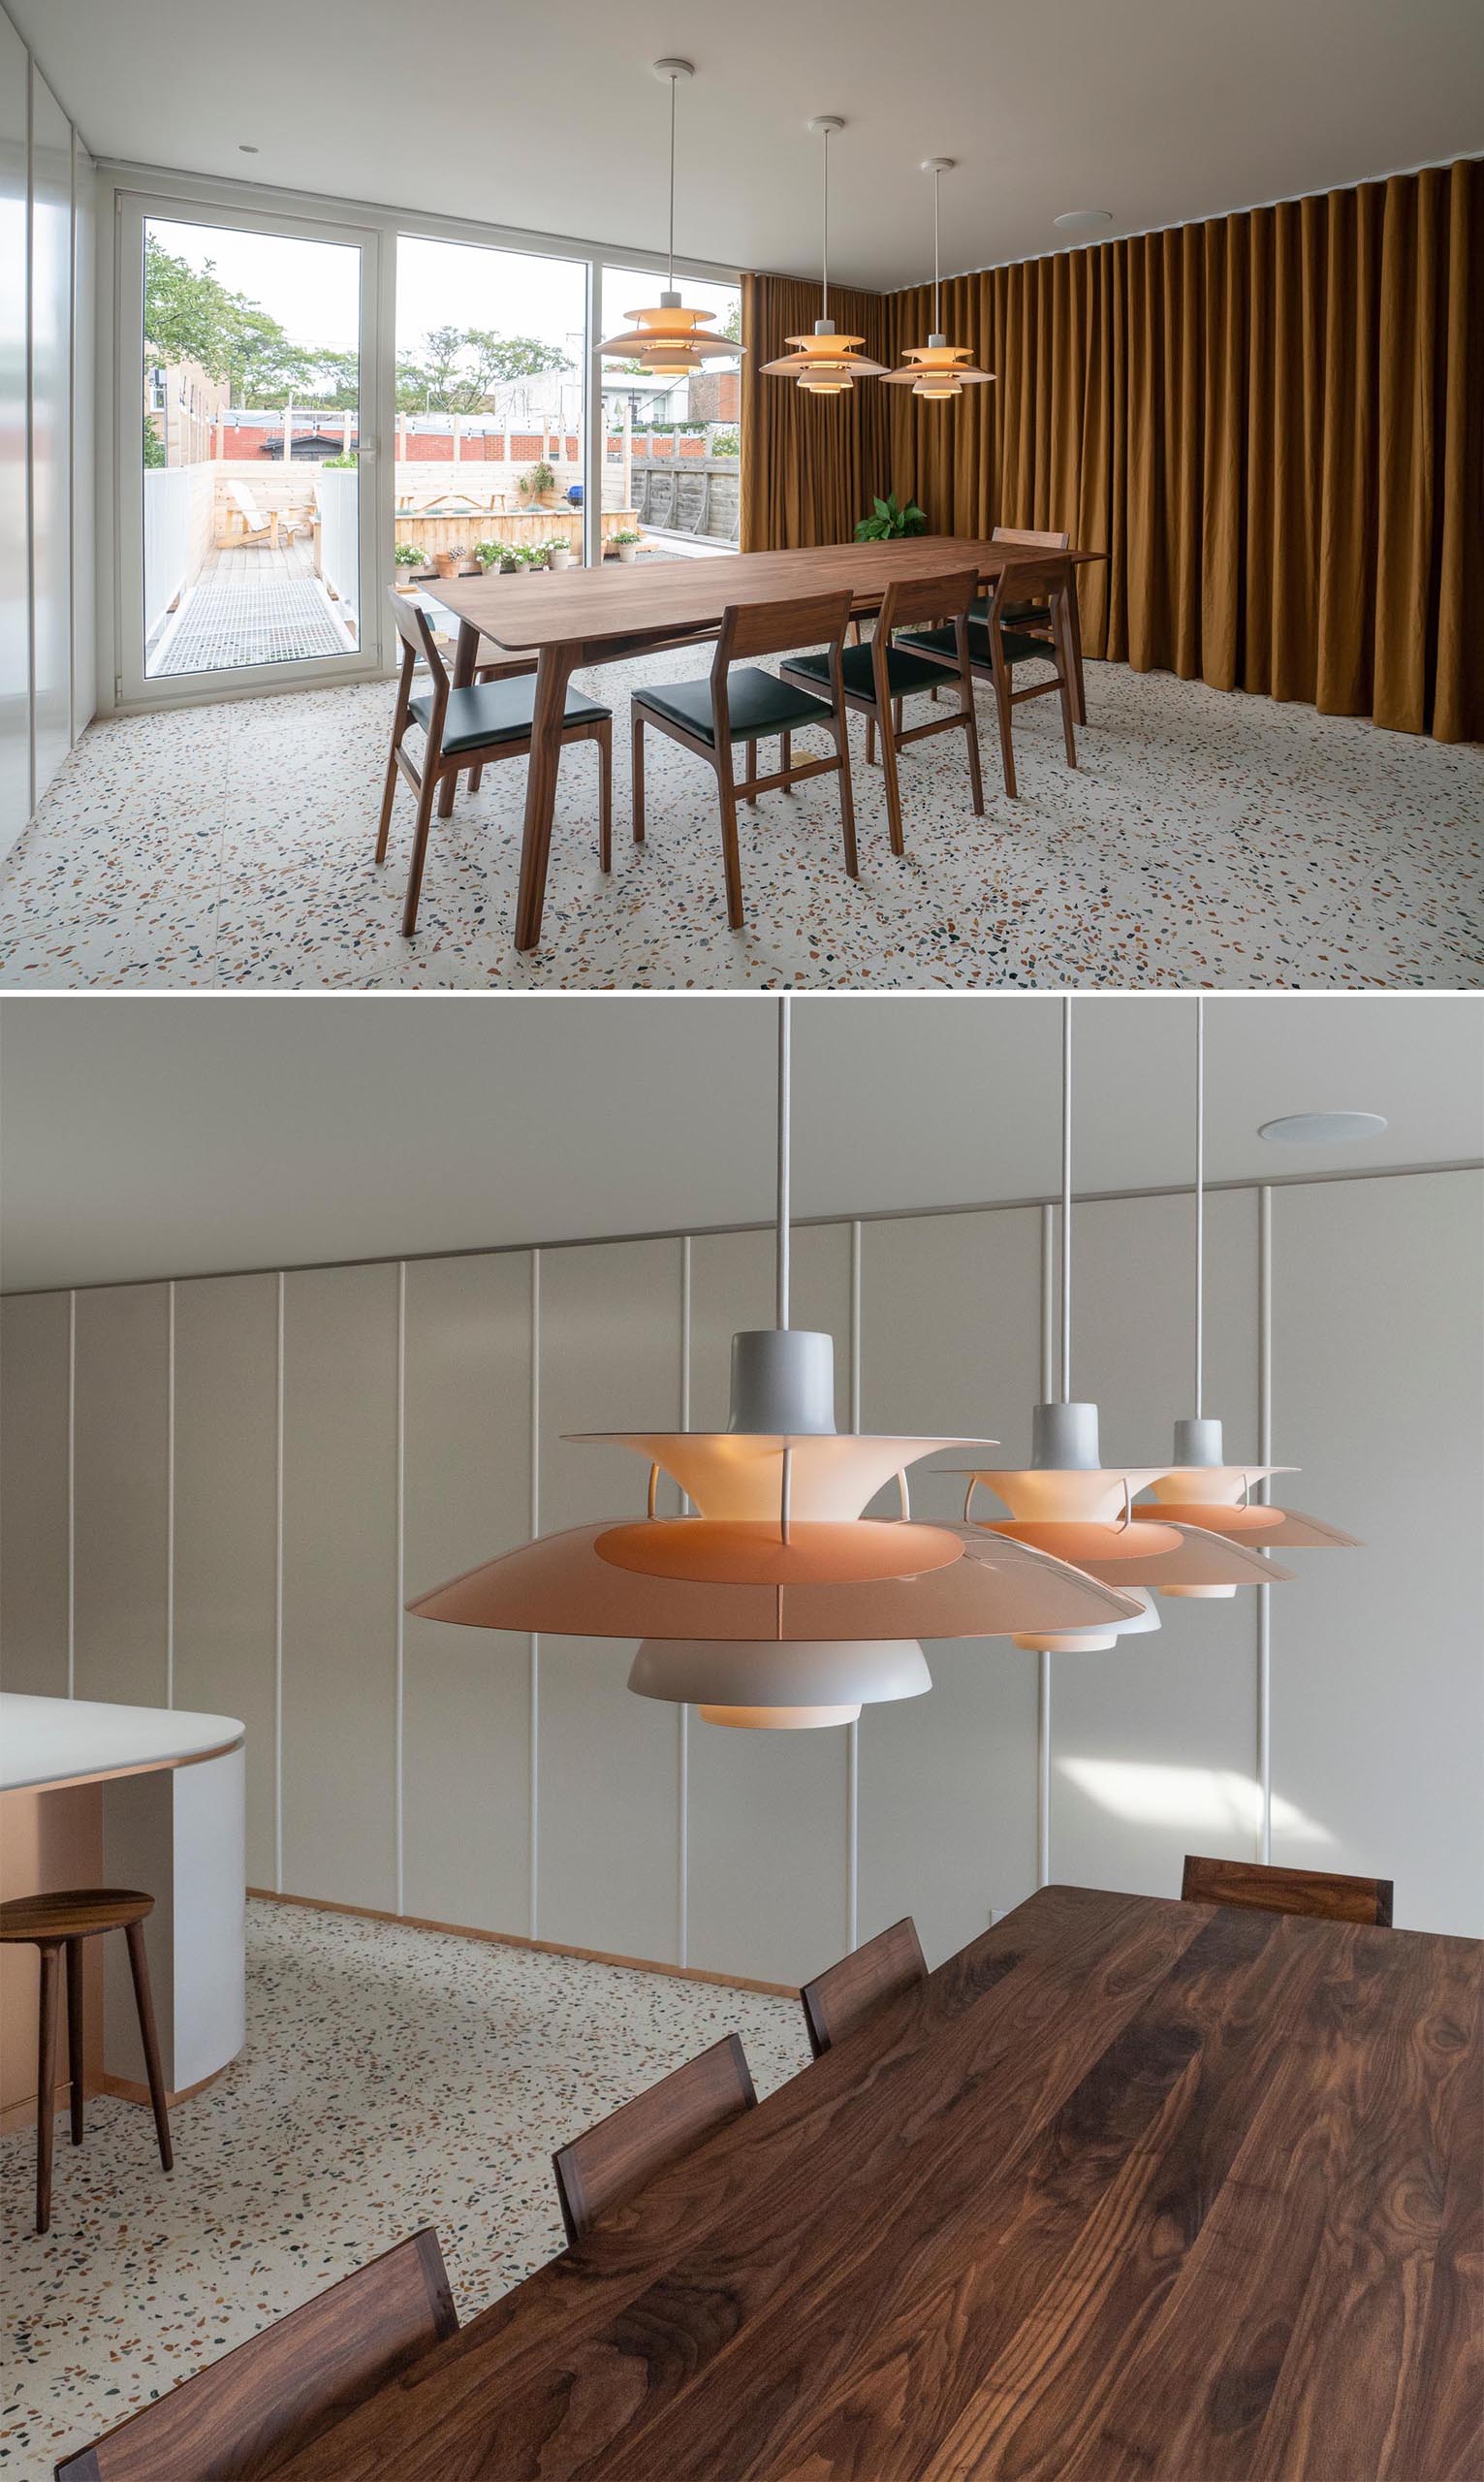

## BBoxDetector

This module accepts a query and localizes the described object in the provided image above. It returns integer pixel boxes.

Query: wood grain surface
[427,536,1104,657]
[256,1885,1483,2482]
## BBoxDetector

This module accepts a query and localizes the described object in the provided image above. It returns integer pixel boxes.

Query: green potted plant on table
[854,492,927,542]
[610,528,644,565]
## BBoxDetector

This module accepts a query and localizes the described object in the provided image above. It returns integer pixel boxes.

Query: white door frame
[115,187,385,708]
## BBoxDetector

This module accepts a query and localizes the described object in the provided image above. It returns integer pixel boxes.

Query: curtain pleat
[743,157,1480,740]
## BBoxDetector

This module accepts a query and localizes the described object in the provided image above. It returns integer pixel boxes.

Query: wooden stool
[0,1888,173,2233]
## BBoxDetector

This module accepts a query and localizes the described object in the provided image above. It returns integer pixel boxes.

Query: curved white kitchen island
[0,1694,245,2130]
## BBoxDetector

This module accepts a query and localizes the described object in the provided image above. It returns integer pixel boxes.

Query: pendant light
[761,118,889,396]
[409,1002,1146,1723]
[597,62,743,379]
[1135,998,1361,1582]
[883,161,995,401]
[958,1000,1294,1650]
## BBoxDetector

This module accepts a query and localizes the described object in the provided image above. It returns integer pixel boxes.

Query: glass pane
[599,266,741,566]
[0,10,28,842]
[142,216,362,680]
[392,236,585,613]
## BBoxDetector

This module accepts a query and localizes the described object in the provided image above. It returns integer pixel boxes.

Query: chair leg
[375,743,402,866]
[878,724,907,859]
[631,711,647,843]
[36,1943,59,2233]
[892,698,903,741]
[744,740,758,805]
[597,723,613,874]
[1052,595,1079,767]
[66,1938,84,2146]
[1063,581,1089,726]
[714,751,745,930]
[779,729,791,781]
[124,1920,173,2176]
[991,654,1018,801]
[468,760,485,795]
[865,715,876,767]
[963,682,986,816]
[401,765,440,939]
[832,709,858,880]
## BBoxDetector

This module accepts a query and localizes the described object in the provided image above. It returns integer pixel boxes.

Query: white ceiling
[14,0,1483,290]
[2,996,1478,1293]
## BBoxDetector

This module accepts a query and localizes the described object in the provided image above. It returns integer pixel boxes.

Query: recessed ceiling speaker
[1257,1111,1389,1145]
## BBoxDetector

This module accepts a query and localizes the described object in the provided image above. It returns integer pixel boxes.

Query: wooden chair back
[1181,1855,1394,1928]
[992,525,1070,550]
[716,589,855,667]
[553,2033,757,2246]
[57,2228,458,2482]
[800,1917,929,2060]
[386,589,448,684]
[876,569,980,638]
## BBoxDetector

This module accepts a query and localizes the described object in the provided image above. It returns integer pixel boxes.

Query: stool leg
[124,1921,174,2174]
[36,1944,59,2233]
[66,1937,84,2144]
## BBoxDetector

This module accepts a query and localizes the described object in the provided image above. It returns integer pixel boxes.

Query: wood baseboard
[248,1888,797,2001]
[1,2061,226,2130]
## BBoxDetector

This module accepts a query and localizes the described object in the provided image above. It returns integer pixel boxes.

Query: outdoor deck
[146,535,360,679]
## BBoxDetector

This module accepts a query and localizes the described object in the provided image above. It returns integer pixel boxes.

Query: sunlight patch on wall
[1057,1758,1333,1846]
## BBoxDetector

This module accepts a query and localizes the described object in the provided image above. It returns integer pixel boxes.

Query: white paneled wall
[1,1169,1479,1987]
[0,2,95,865]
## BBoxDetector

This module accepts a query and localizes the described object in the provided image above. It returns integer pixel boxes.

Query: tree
[395,326,572,413]
[142,233,357,410]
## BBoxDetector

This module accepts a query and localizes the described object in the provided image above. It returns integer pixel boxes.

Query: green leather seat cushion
[901,620,1057,668]
[633,666,834,746]
[410,676,610,758]
[784,637,954,704]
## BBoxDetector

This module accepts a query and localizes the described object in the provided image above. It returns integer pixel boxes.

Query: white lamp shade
[628,1637,931,1712]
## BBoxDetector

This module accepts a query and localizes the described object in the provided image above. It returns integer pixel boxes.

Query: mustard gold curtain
[740,273,891,552]
[744,160,1481,740]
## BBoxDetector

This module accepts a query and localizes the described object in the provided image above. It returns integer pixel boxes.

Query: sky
[146,219,739,374]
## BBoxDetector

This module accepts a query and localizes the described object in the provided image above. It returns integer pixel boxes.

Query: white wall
[2,1168,1479,1987]
[0,2,96,866]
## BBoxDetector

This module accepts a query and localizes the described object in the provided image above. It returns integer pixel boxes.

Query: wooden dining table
[268,1882,1481,2481]
[427,536,1104,952]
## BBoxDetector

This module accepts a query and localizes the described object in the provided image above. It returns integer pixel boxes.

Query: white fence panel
[142,467,193,642]
[314,468,359,619]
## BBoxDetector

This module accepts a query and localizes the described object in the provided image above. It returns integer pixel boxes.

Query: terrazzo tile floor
[0,1900,809,2478]
[2,652,1479,987]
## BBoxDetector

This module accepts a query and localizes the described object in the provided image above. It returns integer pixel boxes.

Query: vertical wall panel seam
[23,55,35,816]
[1257,1186,1273,1865]
[395,1261,406,1917]
[166,1279,175,1706]
[678,1235,691,1967]
[66,112,76,750]
[846,1220,862,1951]
[66,1290,76,1696]
[528,1250,540,1942]
[274,1271,285,1893]
[1036,1205,1055,1892]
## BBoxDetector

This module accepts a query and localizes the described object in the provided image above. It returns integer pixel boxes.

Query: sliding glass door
[117,194,380,701]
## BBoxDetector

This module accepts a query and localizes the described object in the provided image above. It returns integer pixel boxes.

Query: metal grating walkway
[150,575,355,677]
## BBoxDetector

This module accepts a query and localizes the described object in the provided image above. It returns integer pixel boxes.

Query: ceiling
[14,0,1483,290]
[2,996,1478,1293]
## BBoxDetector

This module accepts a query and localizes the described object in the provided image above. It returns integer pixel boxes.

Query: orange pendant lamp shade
[597,64,746,380]
[882,163,994,400]
[762,118,887,396]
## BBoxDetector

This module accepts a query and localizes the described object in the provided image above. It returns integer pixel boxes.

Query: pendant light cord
[1060,996,1072,1402]
[1194,994,1205,1419]
[776,995,792,1331]
[667,70,677,293]
[821,125,831,324]
[932,166,941,333]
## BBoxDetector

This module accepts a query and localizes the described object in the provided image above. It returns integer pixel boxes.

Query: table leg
[1061,574,1088,725]
[514,644,577,952]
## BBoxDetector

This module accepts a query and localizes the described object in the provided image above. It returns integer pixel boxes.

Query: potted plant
[610,528,644,565]
[854,492,927,542]
[475,539,520,574]
[522,542,551,571]
[547,536,573,570]
[521,459,559,510]
[394,542,426,589]
[432,541,470,578]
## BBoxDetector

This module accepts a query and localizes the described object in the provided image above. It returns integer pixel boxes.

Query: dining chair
[552,2033,757,2247]
[378,589,612,939]
[799,1917,929,2061]
[779,570,984,859]
[54,2228,458,2481]
[1181,1854,1394,1927]
[0,1888,171,2235]
[630,589,857,931]
[990,525,1087,723]
[899,567,1078,800]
